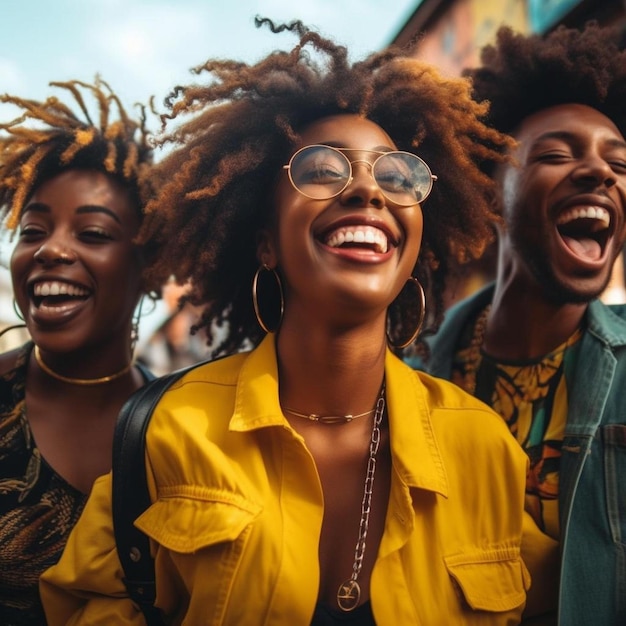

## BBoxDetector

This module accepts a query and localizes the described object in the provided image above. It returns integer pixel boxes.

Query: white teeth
[325,225,389,253]
[557,206,610,228]
[34,281,90,297]
[38,303,79,314]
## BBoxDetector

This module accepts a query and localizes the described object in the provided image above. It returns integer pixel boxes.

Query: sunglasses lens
[289,146,351,199]
[373,153,433,205]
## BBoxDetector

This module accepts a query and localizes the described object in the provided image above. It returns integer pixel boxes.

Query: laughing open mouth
[32,280,91,309]
[556,206,611,261]
[324,225,390,254]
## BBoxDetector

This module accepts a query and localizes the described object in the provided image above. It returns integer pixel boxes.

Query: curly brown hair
[144,17,515,357]
[465,22,626,138]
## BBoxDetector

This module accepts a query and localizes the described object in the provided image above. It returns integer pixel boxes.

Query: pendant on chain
[337,578,361,611]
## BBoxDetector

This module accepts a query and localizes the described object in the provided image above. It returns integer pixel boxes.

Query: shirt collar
[230,336,449,496]
[230,335,286,431]
[385,350,449,497]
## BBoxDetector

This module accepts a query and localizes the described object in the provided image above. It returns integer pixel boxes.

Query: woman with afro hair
[42,19,530,625]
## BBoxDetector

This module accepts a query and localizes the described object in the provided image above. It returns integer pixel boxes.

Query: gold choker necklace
[34,346,132,386]
[282,406,375,425]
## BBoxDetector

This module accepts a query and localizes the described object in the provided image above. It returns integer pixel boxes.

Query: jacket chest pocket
[444,548,530,614]
[135,490,262,624]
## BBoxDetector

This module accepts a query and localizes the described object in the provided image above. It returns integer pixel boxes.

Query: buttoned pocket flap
[135,490,262,554]
[444,549,530,612]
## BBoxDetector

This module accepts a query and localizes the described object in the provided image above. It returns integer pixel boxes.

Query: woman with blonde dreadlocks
[0,78,162,625]
[42,19,530,625]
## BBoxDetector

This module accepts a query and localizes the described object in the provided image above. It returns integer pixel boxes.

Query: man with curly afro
[419,21,626,626]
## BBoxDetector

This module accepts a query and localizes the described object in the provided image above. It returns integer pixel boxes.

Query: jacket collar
[385,350,449,497]
[426,285,626,371]
[426,283,494,378]
[585,298,626,347]
[230,335,286,431]
[230,335,448,497]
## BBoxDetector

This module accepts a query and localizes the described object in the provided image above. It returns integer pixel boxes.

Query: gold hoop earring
[0,324,27,341]
[129,295,156,354]
[386,277,426,349]
[13,299,25,322]
[130,296,144,354]
[252,264,284,333]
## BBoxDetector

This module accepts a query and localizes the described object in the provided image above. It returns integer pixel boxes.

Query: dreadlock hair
[0,77,156,231]
[0,77,167,293]
[144,17,514,358]
[465,22,626,139]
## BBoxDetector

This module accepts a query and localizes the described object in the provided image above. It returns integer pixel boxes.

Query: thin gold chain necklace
[34,345,132,386]
[336,382,386,612]
[282,406,376,425]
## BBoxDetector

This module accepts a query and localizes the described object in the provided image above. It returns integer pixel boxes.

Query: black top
[311,601,376,625]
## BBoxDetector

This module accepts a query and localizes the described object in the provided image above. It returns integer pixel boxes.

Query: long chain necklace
[34,345,133,386]
[336,383,386,612]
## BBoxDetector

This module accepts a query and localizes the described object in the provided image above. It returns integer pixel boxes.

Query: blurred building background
[392,0,624,75]
[389,0,626,309]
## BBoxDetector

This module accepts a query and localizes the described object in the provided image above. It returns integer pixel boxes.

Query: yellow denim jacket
[41,336,530,625]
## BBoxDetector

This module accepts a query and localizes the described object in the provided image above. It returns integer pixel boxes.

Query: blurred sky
[0,0,419,122]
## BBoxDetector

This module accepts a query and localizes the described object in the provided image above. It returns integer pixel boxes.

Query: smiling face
[260,114,424,328]
[11,169,144,357]
[497,103,626,304]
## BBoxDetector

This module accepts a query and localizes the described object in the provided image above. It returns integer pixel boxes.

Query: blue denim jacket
[411,284,626,626]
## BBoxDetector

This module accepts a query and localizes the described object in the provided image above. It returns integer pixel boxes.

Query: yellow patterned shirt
[452,316,583,540]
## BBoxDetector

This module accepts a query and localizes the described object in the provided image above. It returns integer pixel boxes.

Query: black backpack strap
[112,369,186,625]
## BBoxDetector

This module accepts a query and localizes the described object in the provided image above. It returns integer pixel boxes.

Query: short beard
[526,253,610,306]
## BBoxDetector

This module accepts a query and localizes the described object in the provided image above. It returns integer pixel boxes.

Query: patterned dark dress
[0,343,86,625]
